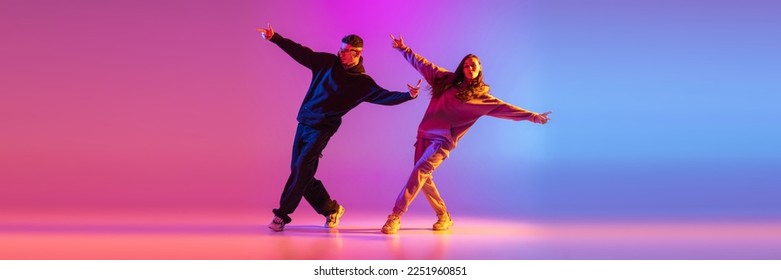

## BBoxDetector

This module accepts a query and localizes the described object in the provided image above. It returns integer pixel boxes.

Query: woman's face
[462,57,481,81]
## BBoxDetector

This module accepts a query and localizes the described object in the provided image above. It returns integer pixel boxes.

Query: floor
[1,211,780,260]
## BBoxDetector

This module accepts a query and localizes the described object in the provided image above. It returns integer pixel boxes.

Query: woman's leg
[392,139,448,215]
[383,139,449,234]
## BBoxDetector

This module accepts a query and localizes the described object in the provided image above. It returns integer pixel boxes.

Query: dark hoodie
[270,33,414,131]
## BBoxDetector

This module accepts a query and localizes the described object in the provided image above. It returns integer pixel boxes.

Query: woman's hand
[390,34,406,50]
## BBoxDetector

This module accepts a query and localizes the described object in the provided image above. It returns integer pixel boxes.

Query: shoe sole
[268,225,284,232]
[433,221,453,231]
[381,220,400,234]
[381,228,398,234]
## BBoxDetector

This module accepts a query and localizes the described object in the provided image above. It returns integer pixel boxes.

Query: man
[257,24,421,231]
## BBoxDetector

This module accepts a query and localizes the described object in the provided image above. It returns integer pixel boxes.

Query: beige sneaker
[381,214,401,234]
[325,205,345,228]
[433,212,453,231]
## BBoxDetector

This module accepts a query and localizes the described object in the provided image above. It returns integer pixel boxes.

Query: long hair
[431,54,489,102]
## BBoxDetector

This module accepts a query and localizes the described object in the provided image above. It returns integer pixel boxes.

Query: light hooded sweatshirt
[400,47,541,150]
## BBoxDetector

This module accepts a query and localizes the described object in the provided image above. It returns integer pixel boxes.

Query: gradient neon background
[2,0,779,225]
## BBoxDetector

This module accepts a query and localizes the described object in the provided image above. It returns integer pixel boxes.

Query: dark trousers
[273,123,339,224]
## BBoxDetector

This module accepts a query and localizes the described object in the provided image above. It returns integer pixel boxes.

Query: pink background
[2,0,779,222]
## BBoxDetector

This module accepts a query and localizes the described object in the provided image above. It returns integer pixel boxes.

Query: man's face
[338,43,362,67]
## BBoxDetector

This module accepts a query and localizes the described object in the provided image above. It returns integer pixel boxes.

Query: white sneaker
[268,216,285,232]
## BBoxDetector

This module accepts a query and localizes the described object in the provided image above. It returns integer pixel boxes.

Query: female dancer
[381,35,551,234]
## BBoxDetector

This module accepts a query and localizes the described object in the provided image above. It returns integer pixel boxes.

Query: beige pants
[392,138,450,216]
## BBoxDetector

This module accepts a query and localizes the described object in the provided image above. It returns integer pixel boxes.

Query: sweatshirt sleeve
[483,96,537,121]
[363,78,415,105]
[270,33,319,69]
[399,47,449,86]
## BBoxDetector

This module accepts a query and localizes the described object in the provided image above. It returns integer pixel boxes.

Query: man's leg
[272,124,333,224]
[304,179,340,216]
[308,180,344,228]
[300,135,344,228]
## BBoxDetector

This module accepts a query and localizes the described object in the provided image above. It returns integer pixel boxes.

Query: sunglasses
[338,48,361,57]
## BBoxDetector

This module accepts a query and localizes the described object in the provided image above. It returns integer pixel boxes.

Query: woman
[381,35,551,234]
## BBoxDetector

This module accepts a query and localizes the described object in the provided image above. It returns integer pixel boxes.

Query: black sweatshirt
[270,33,414,131]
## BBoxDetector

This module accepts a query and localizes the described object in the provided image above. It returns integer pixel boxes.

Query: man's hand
[257,23,274,40]
[390,34,406,50]
[407,79,422,98]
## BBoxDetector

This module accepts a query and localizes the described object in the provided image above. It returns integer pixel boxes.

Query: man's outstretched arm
[257,23,319,69]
